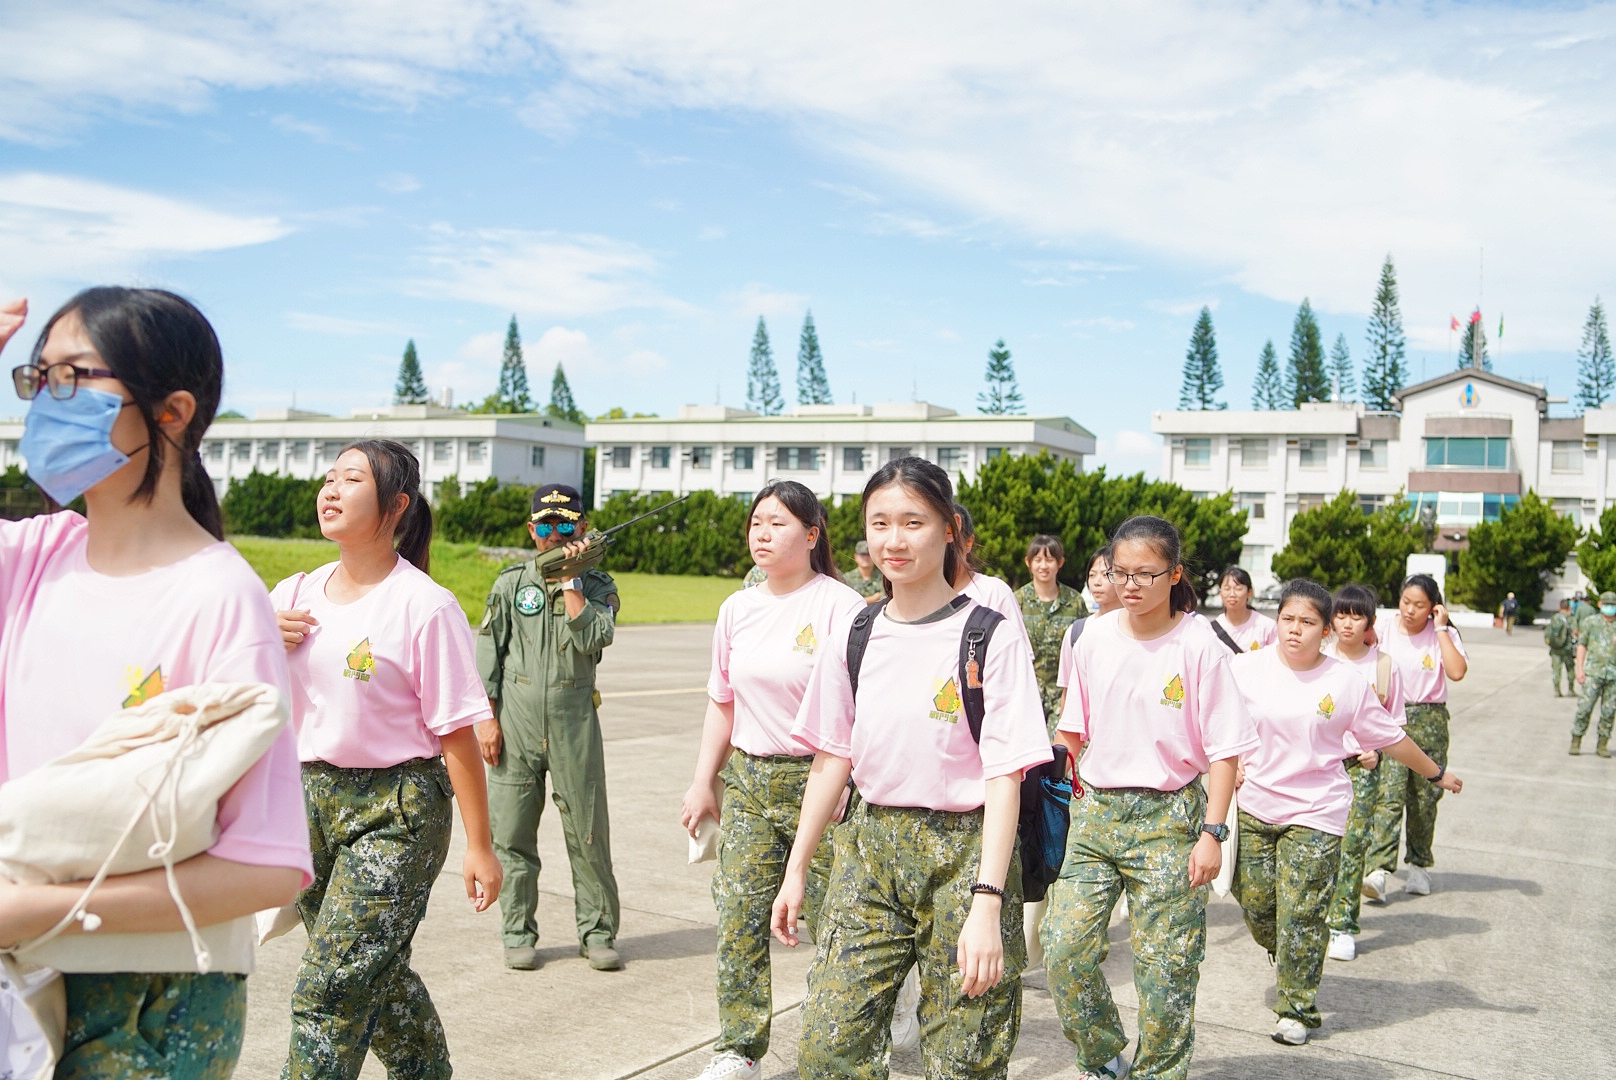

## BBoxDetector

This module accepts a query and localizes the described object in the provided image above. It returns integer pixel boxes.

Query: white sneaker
[1326,930,1356,961]
[1078,1054,1131,1079]
[1360,868,1391,904]
[1273,1017,1308,1045]
[693,1051,760,1080]
[1403,865,1432,896]
[889,967,921,1052]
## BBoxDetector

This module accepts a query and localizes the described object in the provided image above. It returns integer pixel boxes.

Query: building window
[1297,439,1326,469]
[530,445,546,468]
[232,441,252,461]
[203,441,224,463]
[691,446,714,470]
[1425,436,1509,469]
[1183,438,1210,468]
[1552,441,1582,473]
[887,446,913,462]
[842,446,866,471]
[1359,439,1388,469]
[937,447,966,471]
[463,440,486,464]
[1296,493,1328,514]
[288,440,308,462]
[776,446,820,471]
[609,446,632,469]
[985,447,1006,461]
[1358,493,1388,515]
[649,446,672,469]
[320,440,347,461]
[1239,438,1269,469]
[1238,545,1268,575]
[732,446,755,471]
[257,440,280,460]
[1554,497,1583,526]
[1238,492,1266,520]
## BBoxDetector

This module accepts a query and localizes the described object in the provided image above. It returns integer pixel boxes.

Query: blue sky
[2,2,1612,476]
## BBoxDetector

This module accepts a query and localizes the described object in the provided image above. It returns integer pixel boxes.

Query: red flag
[1470,309,1483,324]
[1450,316,1460,331]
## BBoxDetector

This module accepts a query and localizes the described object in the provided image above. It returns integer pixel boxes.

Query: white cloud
[285,311,398,336]
[725,282,808,319]
[378,172,421,194]
[1152,299,1221,317]
[1094,428,1160,478]
[696,224,725,241]
[0,172,289,292]
[271,113,352,147]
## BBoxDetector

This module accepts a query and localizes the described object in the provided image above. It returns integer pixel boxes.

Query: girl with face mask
[0,291,311,1080]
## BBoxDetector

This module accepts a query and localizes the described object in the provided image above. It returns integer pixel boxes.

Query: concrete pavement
[236,622,1616,1079]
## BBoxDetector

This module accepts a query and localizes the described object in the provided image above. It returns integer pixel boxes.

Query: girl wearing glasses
[1043,515,1257,1080]
[680,481,865,1080]
[271,439,501,1079]
[1213,566,1277,652]
[0,291,311,1080]
[773,457,1051,1080]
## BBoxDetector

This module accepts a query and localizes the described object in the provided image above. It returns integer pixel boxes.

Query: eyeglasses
[532,521,577,539]
[1104,568,1173,587]
[12,363,119,401]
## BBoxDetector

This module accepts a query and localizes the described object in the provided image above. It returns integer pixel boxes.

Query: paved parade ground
[236,622,1615,1080]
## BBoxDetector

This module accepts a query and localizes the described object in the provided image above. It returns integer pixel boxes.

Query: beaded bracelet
[970,882,1005,899]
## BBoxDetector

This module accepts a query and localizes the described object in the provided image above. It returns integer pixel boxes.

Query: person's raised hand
[1432,603,1450,629]
[0,299,27,358]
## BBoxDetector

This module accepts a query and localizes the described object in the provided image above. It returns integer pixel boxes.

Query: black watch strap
[1202,822,1230,842]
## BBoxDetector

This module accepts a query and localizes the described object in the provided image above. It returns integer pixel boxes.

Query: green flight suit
[1546,610,1576,696]
[1014,581,1088,731]
[478,561,622,950]
[1573,613,1616,741]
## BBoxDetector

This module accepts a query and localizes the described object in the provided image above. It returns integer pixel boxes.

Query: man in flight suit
[477,484,624,971]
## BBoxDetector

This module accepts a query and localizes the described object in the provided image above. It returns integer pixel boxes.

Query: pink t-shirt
[271,559,490,769]
[1229,648,1405,835]
[961,573,1027,636]
[1325,644,1407,754]
[708,574,866,757]
[1213,609,1279,652]
[793,599,1053,812]
[1056,616,1090,689]
[1058,609,1259,791]
[1376,617,1467,704]
[0,513,312,882]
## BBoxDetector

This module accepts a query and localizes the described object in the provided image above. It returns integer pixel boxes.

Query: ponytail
[182,450,224,541]
[342,439,432,573]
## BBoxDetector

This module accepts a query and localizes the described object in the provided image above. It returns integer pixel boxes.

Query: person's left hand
[463,845,504,913]
[544,539,591,581]
[1434,770,1464,795]
[1357,749,1380,769]
[1432,603,1450,629]
[1188,832,1222,887]
[956,896,1005,998]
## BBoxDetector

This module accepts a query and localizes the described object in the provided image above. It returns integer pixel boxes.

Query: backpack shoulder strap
[845,598,889,700]
[1209,618,1244,656]
[960,604,1006,744]
[1068,616,1088,649]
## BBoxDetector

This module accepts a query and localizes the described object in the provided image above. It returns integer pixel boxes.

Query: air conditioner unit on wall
[1170,438,1185,447]
[1286,438,1300,448]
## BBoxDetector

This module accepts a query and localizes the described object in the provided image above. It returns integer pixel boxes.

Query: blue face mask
[19,387,135,505]
[1603,605,1616,617]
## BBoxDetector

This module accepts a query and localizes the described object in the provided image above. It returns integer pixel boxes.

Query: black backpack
[845,597,1072,902]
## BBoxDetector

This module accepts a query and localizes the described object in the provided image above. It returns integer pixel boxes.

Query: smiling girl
[0,291,310,1080]
[680,481,864,1080]
[1228,579,1459,1045]
[271,440,500,1079]
[1016,535,1089,730]
[773,458,1050,1080]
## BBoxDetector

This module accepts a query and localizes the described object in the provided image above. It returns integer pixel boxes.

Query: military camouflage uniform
[1574,614,1616,741]
[1042,782,1207,1080]
[1367,702,1449,872]
[1014,582,1088,732]
[286,757,454,1080]
[743,565,768,588]
[479,562,622,952]
[712,750,835,1061]
[798,802,1026,1080]
[842,567,884,598]
[1545,609,1577,696]
[1231,810,1341,1029]
[1327,757,1379,936]
[58,972,246,1080]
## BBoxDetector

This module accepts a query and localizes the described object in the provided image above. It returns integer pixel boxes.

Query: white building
[1153,367,1616,586]
[584,402,1095,506]
[0,404,587,501]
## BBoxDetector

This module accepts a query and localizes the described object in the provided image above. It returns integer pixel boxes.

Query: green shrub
[1576,505,1616,596]
[592,490,752,576]
[1450,490,1578,622]
[434,476,536,547]
[221,471,323,538]
[1270,491,1420,605]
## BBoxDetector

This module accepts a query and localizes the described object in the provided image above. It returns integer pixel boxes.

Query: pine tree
[1361,255,1408,411]
[1577,298,1614,411]
[496,315,532,412]
[796,311,832,405]
[1177,307,1225,410]
[547,362,585,425]
[394,339,428,405]
[1252,340,1285,409]
[978,339,1024,414]
[745,316,784,416]
[1329,333,1354,401]
[1285,298,1330,405]
[1456,312,1492,372]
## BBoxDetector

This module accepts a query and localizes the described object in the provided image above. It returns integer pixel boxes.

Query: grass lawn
[229,536,740,625]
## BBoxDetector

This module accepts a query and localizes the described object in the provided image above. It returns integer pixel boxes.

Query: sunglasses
[532,521,577,538]
[13,362,119,401]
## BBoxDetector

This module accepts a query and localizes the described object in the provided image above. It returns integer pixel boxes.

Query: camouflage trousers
[1550,649,1576,696]
[799,802,1026,1080]
[1232,811,1340,1029]
[1573,669,1616,740]
[1042,782,1208,1080]
[285,757,454,1080]
[57,972,246,1080]
[1327,759,1381,936]
[1368,703,1449,871]
[712,750,835,1061]
[1041,683,1064,739]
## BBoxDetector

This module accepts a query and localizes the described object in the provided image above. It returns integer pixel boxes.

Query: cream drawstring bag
[0,682,289,1078]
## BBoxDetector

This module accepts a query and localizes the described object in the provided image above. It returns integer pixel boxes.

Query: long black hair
[1219,565,1254,592]
[748,479,835,578]
[341,439,432,573]
[1401,573,1443,608]
[1279,578,1333,624]
[1111,514,1198,613]
[1083,543,1113,581]
[33,288,224,538]
[863,457,969,597]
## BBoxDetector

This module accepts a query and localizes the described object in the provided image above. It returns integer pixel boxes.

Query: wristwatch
[560,577,583,592]
[1201,822,1230,843]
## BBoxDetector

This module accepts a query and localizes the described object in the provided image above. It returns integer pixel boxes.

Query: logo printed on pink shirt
[1316,693,1335,720]
[793,623,818,655]
[1160,673,1185,709]
[1421,653,1435,670]
[123,666,165,708]
[930,677,963,723]
[343,638,375,682]
[1249,640,1262,650]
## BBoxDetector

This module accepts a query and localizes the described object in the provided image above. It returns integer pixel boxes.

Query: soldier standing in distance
[1545,598,1576,697]
[477,484,625,970]
[1571,590,1616,758]
[1014,534,1088,733]
[841,539,885,603]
